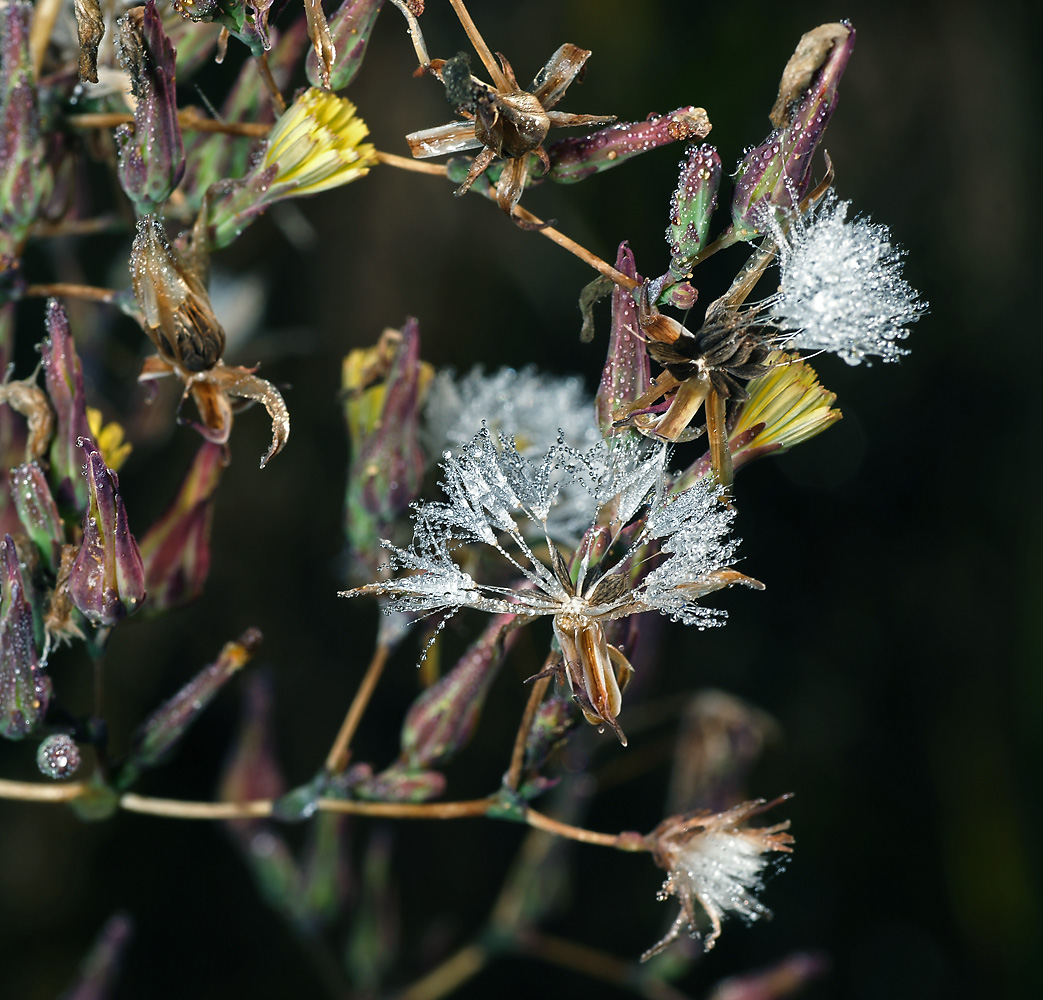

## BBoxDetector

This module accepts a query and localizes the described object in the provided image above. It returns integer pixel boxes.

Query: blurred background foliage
[0,0,1038,998]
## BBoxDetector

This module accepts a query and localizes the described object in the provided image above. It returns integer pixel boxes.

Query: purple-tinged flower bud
[731,23,854,239]
[666,144,721,282]
[40,299,97,511]
[170,0,266,57]
[114,1,185,216]
[546,107,711,183]
[307,0,383,91]
[705,951,829,1000]
[0,2,53,251]
[10,463,63,573]
[351,763,447,803]
[37,732,81,779]
[596,243,650,437]
[400,611,518,769]
[511,689,578,799]
[0,533,51,739]
[343,321,432,578]
[119,628,261,788]
[138,442,226,613]
[58,913,134,999]
[68,448,146,627]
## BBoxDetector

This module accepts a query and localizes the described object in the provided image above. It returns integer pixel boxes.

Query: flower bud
[139,442,226,613]
[170,0,266,57]
[114,2,185,216]
[512,689,578,799]
[350,763,447,803]
[307,0,383,91]
[40,299,97,511]
[206,89,376,249]
[10,463,63,573]
[130,216,225,371]
[118,628,261,788]
[400,611,518,769]
[0,534,51,739]
[68,448,146,626]
[595,243,650,437]
[37,732,81,779]
[545,107,711,183]
[731,23,854,238]
[706,952,829,1000]
[343,321,432,578]
[59,914,134,999]
[665,144,721,282]
[0,2,53,250]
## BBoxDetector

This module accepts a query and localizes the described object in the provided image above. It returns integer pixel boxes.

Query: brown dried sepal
[0,378,54,460]
[666,107,712,142]
[304,0,336,90]
[73,0,105,83]
[769,23,852,129]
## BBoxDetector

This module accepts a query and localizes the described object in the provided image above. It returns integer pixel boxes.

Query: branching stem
[325,642,391,774]
[23,283,120,304]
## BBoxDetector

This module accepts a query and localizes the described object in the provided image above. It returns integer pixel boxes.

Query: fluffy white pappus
[424,366,602,458]
[423,366,605,540]
[642,798,794,961]
[770,196,926,366]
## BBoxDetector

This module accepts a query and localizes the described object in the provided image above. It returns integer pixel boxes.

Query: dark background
[1,0,1038,997]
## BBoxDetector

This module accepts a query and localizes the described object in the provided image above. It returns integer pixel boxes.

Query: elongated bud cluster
[0,3,52,254]
[307,0,384,90]
[115,2,185,216]
[400,612,517,769]
[68,449,146,626]
[10,463,63,573]
[343,321,431,577]
[40,300,97,511]
[139,442,226,613]
[731,23,854,238]
[546,107,711,183]
[118,628,261,788]
[596,243,649,438]
[666,144,721,283]
[0,534,51,739]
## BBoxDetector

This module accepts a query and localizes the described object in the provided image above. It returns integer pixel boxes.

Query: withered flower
[344,430,761,745]
[643,796,794,960]
[406,21,614,219]
[131,215,289,468]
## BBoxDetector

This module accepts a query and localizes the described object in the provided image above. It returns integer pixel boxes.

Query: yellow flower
[87,407,132,471]
[730,351,841,467]
[263,89,376,197]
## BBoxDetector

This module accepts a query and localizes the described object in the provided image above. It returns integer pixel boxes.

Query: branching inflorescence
[0,0,924,995]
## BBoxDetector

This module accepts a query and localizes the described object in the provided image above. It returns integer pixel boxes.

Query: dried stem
[23,283,120,304]
[524,807,648,851]
[27,0,63,79]
[387,0,431,70]
[504,673,551,792]
[374,150,449,176]
[256,52,287,114]
[325,642,391,774]
[392,943,489,1000]
[0,778,87,802]
[705,388,734,491]
[31,215,126,238]
[512,206,640,292]
[66,111,271,138]
[516,931,693,1000]
[449,0,509,90]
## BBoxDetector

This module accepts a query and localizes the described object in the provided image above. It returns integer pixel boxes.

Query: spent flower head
[770,194,926,365]
[344,429,761,743]
[643,796,794,960]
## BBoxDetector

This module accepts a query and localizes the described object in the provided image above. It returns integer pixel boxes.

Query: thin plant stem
[387,0,431,69]
[256,52,287,114]
[374,150,449,176]
[504,674,551,792]
[23,283,120,304]
[516,931,693,1000]
[449,0,509,90]
[523,807,648,851]
[392,943,489,1000]
[325,642,391,774]
[27,0,62,79]
[0,780,650,851]
[65,111,271,138]
[31,216,126,238]
[512,205,641,292]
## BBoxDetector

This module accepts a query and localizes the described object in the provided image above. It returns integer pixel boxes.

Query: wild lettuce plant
[0,1,924,996]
